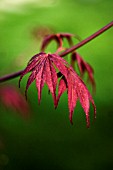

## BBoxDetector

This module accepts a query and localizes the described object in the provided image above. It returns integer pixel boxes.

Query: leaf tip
[86,112,90,128]
[86,122,90,128]
[69,112,73,125]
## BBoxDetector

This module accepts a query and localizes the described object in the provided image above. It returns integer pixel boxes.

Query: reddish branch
[0,21,113,83]
[0,70,24,83]
[60,21,113,57]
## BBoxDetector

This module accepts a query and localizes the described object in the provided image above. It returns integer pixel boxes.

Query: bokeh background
[0,0,113,169]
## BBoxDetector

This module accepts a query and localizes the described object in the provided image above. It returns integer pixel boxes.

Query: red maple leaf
[57,67,96,127]
[0,85,30,118]
[19,52,96,127]
[71,52,96,91]
[19,52,68,106]
[41,33,75,52]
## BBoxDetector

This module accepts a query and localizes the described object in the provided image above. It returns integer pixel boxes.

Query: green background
[0,0,113,169]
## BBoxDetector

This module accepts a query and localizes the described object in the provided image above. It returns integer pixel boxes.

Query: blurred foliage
[0,0,113,169]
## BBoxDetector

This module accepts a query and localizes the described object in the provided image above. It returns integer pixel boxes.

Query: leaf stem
[0,21,113,83]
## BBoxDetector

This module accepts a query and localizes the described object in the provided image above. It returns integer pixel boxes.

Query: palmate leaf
[19,52,69,107]
[19,53,57,106]
[71,52,96,92]
[19,52,96,127]
[41,33,75,52]
[67,68,96,127]
[56,67,96,127]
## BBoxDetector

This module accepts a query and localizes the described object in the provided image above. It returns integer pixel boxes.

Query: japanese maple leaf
[19,52,96,127]
[19,52,68,107]
[57,67,96,127]
[41,33,75,52]
[71,52,95,91]
[0,85,30,118]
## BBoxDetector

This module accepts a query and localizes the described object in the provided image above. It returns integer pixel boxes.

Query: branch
[0,21,113,83]
[0,70,24,83]
[60,21,113,57]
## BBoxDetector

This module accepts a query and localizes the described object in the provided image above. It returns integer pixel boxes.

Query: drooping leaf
[19,52,96,127]
[41,33,75,52]
[19,52,69,107]
[71,52,96,92]
[66,67,96,127]
[56,66,96,127]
